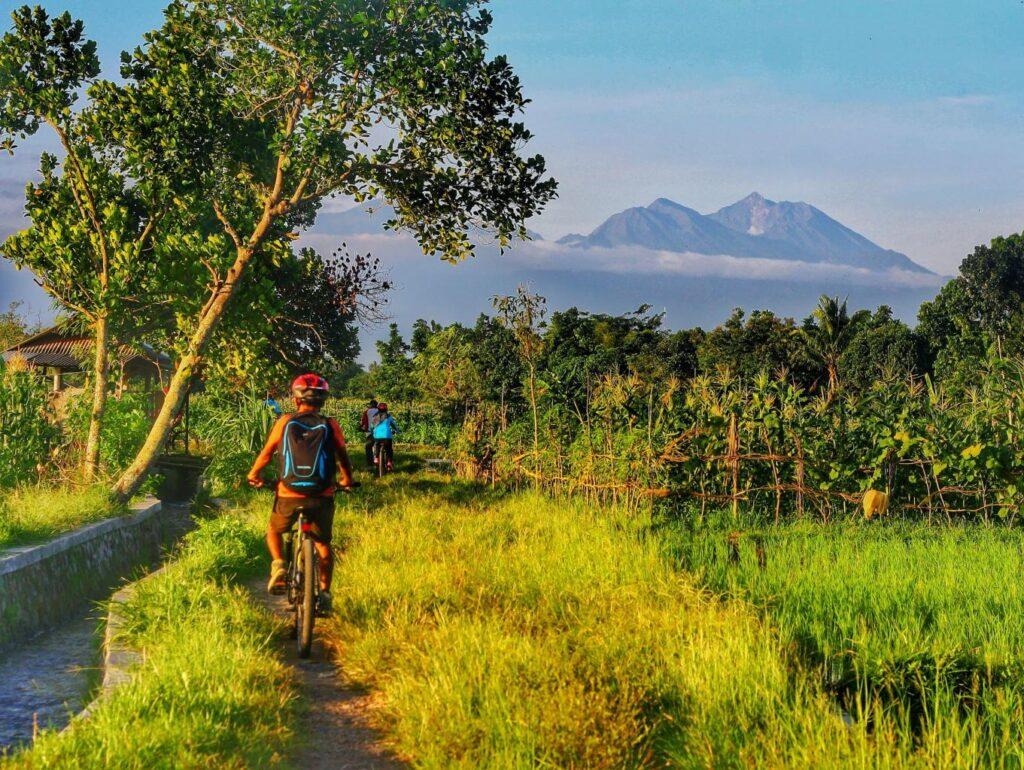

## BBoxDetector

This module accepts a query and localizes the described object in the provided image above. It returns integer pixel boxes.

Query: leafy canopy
[103,0,557,264]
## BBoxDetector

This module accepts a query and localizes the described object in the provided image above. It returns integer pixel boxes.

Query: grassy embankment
[667,517,1024,766]
[2,495,296,769]
[0,486,124,551]
[327,458,973,769]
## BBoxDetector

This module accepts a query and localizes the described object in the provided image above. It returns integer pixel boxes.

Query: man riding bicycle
[247,373,355,615]
[372,402,398,472]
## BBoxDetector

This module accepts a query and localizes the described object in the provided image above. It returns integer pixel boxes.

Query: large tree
[102,0,556,498]
[698,308,816,387]
[0,8,173,481]
[918,234,1024,378]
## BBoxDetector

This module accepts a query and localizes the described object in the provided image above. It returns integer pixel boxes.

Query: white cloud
[299,229,948,289]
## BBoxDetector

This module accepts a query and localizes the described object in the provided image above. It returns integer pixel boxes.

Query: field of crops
[666,514,1024,765]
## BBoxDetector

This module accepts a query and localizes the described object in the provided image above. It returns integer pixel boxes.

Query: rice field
[665,514,1024,766]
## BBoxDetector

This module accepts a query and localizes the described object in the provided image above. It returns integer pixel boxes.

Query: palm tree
[800,295,862,393]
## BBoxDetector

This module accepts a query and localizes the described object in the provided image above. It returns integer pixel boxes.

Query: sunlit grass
[0,486,123,551]
[327,465,959,768]
[667,514,1024,765]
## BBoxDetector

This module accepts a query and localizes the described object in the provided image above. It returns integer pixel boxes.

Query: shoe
[267,559,287,593]
[316,591,333,617]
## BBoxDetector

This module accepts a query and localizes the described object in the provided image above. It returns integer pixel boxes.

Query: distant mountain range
[559,193,931,274]
[322,193,932,275]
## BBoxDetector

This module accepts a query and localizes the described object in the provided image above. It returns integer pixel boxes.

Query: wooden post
[52,368,63,393]
[729,413,740,522]
[794,434,805,519]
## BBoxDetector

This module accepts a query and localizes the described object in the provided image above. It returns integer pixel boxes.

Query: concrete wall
[0,500,190,649]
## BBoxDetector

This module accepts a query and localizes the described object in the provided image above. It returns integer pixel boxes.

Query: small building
[2,326,171,392]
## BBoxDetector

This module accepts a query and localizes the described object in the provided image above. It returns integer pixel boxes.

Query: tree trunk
[83,314,110,482]
[112,247,254,500]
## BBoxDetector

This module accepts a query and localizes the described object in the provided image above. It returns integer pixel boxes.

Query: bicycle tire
[297,536,316,658]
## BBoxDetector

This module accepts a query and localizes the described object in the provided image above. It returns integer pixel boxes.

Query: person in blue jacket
[371,402,398,471]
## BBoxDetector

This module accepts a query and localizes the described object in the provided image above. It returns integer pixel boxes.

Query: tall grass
[2,497,295,769]
[0,486,122,550]
[326,464,965,768]
[667,514,1024,763]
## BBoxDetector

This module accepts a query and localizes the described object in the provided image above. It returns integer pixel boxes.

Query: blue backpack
[279,413,335,494]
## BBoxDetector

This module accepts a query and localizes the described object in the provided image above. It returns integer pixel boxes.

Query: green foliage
[330,466,866,768]
[698,307,817,385]
[190,389,280,490]
[838,306,928,391]
[0,301,36,350]
[919,233,1024,376]
[370,323,419,407]
[65,390,153,476]
[0,359,59,489]
[800,295,865,389]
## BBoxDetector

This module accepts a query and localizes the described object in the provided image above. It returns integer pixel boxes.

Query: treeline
[355,234,1024,521]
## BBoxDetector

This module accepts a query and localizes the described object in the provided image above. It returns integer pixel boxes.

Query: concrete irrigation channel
[0,499,194,750]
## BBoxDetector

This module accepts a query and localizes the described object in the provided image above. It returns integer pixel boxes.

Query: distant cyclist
[247,373,355,614]
[359,398,380,469]
[372,402,399,472]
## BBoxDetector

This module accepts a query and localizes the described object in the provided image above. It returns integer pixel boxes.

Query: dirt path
[247,579,403,770]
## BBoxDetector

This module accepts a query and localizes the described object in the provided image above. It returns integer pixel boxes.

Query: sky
[1,0,1022,323]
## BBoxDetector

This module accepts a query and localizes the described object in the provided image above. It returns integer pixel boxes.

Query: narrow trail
[246,578,403,770]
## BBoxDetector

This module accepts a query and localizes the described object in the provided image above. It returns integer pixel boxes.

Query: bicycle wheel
[378,445,386,478]
[297,535,316,658]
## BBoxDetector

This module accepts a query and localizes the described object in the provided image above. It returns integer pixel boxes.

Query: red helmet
[376,402,388,412]
[291,373,330,401]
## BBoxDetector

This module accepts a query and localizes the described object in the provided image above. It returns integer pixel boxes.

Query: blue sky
[1,0,1023,318]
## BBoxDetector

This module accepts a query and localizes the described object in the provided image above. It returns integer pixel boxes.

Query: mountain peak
[559,193,932,275]
[648,197,687,210]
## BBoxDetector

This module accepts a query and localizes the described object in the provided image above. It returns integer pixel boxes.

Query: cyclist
[372,402,399,472]
[359,398,380,469]
[247,373,355,615]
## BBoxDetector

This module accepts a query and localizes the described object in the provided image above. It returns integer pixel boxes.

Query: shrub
[0,360,59,489]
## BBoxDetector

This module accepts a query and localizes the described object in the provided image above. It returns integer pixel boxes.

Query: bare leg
[266,528,285,561]
[315,541,333,591]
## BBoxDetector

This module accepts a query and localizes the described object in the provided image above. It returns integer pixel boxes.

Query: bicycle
[282,510,320,658]
[255,484,358,659]
[373,438,394,479]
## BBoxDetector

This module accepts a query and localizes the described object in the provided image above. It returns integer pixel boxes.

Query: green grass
[325,461,955,769]
[1,496,296,769]
[10,455,1024,767]
[0,486,124,551]
[665,514,1024,766]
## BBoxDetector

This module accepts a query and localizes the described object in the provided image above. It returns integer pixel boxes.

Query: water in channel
[0,609,101,751]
